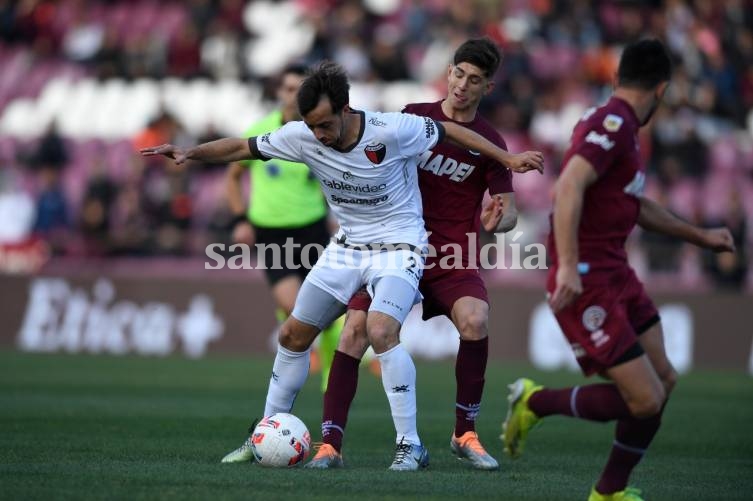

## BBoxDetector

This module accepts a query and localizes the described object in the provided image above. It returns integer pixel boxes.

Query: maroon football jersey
[549,96,644,273]
[403,101,512,268]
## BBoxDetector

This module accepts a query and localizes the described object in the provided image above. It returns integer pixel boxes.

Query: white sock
[264,343,311,417]
[376,343,420,445]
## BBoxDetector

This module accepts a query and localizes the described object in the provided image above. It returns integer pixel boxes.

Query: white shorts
[304,242,424,305]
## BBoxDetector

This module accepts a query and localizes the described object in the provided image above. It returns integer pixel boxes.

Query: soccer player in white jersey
[141,62,543,470]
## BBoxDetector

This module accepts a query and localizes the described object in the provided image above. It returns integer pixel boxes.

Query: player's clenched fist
[509,151,544,174]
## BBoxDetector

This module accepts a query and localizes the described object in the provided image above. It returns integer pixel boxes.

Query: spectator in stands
[28,121,68,174]
[0,0,17,43]
[23,121,70,254]
[32,164,69,254]
[0,0,750,281]
[705,189,749,290]
[369,24,410,82]
[79,160,117,256]
[109,181,151,256]
[93,28,126,79]
[132,111,195,255]
[62,6,104,64]
[0,169,35,245]
[167,24,202,78]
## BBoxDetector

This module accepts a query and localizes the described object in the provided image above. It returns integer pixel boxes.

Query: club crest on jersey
[582,305,606,332]
[603,114,623,132]
[365,143,386,164]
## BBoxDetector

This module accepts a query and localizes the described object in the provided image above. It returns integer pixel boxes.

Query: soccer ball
[250,413,311,467]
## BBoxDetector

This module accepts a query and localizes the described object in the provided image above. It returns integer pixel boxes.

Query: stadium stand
[0,0,750,291]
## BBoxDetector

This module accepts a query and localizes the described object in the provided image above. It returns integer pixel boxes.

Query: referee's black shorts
[253,216,330,286]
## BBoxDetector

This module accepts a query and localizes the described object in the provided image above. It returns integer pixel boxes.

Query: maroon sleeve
[487,165,513,194]
[570,114,627,177]
[401,103,417,115]
[486,131,513,194]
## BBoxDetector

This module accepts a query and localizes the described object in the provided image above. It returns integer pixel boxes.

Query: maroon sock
[528,384,632,422]
[595,408,664,494]
[321,350,360,452]
[454,337,488,436]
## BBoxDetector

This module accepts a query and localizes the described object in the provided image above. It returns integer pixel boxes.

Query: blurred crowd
[0,0,751,291]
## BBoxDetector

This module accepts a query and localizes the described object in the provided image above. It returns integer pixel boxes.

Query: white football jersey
[253,110,443,247]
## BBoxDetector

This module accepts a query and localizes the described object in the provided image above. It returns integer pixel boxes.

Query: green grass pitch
[1,351,752,500]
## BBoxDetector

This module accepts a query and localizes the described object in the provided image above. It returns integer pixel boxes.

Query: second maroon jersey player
[546,95,658,374]
[548,96,644,274]
[399,100,513,319]
[406,101,513,272]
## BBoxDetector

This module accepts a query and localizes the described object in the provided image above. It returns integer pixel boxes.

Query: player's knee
[661,367,678,396]
[367,321,398,353]
[278,320,313,352]
[339,319,369,358]
[629,389,665,418]
[456,310,488,341]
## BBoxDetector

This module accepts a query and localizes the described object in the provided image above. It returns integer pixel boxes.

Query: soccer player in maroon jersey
[306,38,541,470]
[502,39,735,501]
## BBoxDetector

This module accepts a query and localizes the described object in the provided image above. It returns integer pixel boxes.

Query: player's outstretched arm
[140,137,256,165]
[638,196,736,253]
[439,121,544,174]
[550,155,597,313]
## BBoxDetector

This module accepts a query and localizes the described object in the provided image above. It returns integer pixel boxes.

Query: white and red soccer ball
[250,413,311,467]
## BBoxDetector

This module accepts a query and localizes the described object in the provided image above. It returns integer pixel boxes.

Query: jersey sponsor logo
[603,114,624,132]
[323,179,387,193]
[423,117,436,138]
[585,130,615,151]
[416,151,476,182]
[589,329,610,348]
[343,170,354,181]
[330,194,388,206]
[364,142,386,164]
[581,107,597,122]
[368,117,387,127]
[582,305,606,332]
[623,170,645,197]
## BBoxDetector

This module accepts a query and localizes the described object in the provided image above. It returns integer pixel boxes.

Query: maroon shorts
[347,268,488,320]
[546,266,660,376]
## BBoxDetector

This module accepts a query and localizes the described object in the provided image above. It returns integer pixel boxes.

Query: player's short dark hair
[617,39,672,90]
[297,61,350,116]
[453,38,502,78]
[281,63,308,78]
